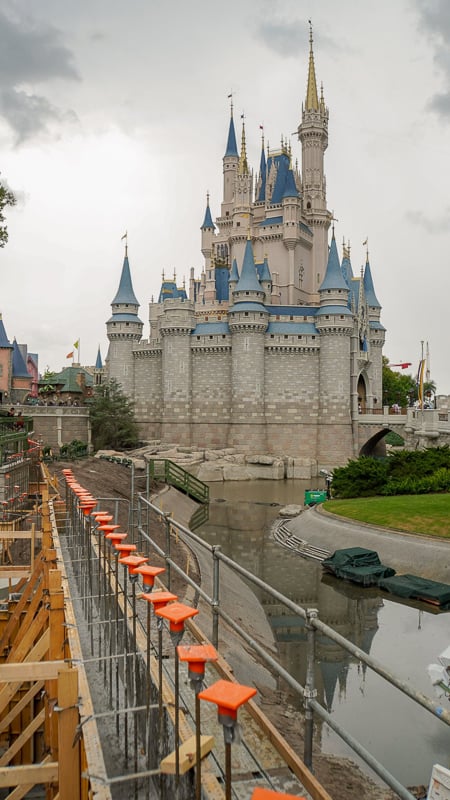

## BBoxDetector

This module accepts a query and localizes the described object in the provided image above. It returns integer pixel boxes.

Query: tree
[0,178,16,248]
[89,379,139,451]
[382,357,416,407]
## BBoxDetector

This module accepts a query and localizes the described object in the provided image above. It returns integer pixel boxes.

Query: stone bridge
[357,407,450,456]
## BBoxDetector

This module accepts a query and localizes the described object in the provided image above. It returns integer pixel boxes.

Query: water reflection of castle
[201,498,383,712]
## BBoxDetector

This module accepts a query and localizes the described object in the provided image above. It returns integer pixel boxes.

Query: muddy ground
[48,457,426,800]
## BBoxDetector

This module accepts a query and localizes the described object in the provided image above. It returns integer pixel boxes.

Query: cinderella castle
[105,29,385,471]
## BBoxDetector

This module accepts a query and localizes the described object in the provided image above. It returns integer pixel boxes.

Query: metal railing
[136,491,450,800]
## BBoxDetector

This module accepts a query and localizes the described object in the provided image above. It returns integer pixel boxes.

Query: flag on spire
[66,351,74,360]
[73,340,79,350]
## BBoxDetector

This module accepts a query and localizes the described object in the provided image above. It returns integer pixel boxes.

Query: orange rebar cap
[114,543,137,555]
[106,532,128,546]
[198,679,256,719]
[141,590,177,610]
[134,564,165,588]
[251,790,307,800]
[119,554,148,575]
[155,601,199,632]
[177,644,218,675]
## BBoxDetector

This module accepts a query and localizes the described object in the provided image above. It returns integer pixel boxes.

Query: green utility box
[304,489,327,506]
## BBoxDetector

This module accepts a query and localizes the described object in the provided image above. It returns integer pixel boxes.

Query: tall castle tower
[106,244,143,397]
[297,23,330,296]
[106,27,385,471]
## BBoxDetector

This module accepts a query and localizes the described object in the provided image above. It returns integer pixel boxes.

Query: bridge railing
[147,458,209,504]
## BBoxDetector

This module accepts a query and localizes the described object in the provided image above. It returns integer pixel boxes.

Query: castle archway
[357,374,367,412]
[359,428,389,458]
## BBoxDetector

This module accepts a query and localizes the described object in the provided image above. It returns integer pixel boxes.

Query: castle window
[209,335,213,339]
[205,317,208,321]
[246,291,250,295]
[270,334,274,338]
[237,222,240,227]
[304,316,307,321]
[245,312,249,316]
[307,201,311,209]
[325,315,329,319]
[276,315,280,320]
[226,211,229,217]
[340,315,344,319]
[222,335,226,339]
[284,335,288,339]
[290,315,293,320]
[197,336,200,340]
[297,336,302,339]
[312,335,316,339]
[126,322,129,326]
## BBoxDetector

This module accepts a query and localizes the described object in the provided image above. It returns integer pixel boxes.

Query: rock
[196,463,224,482]
[222,464,251,481]
[247,455,274,465]
[279,504,302,517]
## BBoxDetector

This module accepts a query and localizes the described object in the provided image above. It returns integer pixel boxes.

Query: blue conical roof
[341,253,354,288]
[95,347,103,369]
[320,236,349,292]
[201,200,215,229]
[0,314,12,349]
[224,112,238,158]
[363,259,381,308]
[112,251,139,306]
[257,140,267,202]
[282,168,299,199]
[234,239,264,294]
[259,256,271,282]
[229,258,239,283]
[12,340,29,378]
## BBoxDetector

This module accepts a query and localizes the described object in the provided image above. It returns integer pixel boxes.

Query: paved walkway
[283,505,450,582]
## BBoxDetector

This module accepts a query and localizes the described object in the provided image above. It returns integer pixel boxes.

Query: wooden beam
[57,668,80,799]
[0,629,50,716]
[0,707,46,766]
[0,662,68,683]
[0,760,57,789]
[0,532,43,540]
[0,680,44,733]
[160,735,215,775]
[0,556,44,655]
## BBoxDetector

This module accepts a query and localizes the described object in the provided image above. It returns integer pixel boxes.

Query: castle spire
[224,99,238,158]
[238,116,249,175]
[306,21,319,111]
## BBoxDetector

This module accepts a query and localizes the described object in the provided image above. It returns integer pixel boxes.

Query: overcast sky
[1,0,449,393]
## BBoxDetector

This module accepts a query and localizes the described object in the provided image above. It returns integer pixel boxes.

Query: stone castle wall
[130,327,356,467]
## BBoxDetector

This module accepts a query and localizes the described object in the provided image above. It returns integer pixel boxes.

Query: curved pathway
[282,505,450,583]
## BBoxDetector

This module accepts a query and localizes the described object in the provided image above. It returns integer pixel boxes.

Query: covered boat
[321,547,396,587]
[378,574,450,609]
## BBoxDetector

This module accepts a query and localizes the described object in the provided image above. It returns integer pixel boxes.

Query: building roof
[233,239,264,296]
[258,216,283,227]
[229,258,239,283]
[320,236,349,292]
[158,281,188,303]
[257,256,271,283]
[224,109,238,158]
[315,305,352,316]
[201,196,215,229]
[228,302,268,314]
[363,259,381,308]
[107,313,143,324]
[111,251,139,306]
[40,366,94,394]
[282,168,300,199]
[12,339,30,378]
[95,347,103,369]
[193,322,230,335]
[0,314,12,349]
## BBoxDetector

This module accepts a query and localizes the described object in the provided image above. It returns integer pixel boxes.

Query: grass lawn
[323,493,450,538]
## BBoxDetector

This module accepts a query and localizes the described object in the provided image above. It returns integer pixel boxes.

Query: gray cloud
[255,17,342,59]
[0,8,79,142]
[0,89,78,144]
[406,208,450,234]
[415,0,450,118]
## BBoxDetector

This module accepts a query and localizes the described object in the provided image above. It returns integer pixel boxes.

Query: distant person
[8,408,14,417]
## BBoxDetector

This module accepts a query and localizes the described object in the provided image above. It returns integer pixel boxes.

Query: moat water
[196,479,450,789]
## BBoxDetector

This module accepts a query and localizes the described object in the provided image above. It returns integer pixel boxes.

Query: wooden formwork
[0,482,111,800]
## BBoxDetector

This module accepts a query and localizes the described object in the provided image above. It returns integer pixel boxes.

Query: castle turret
[106,244,143,396]
[282,166,302,302]
[315,234,353,464]
[363,250,385,409]
[222,101,239,212]
[229,238,268,452]
[159,298,195,444]
[201,192,216,269]
[297,23,330,293]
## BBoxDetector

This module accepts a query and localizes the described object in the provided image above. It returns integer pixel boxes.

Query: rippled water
[197,479,450,787]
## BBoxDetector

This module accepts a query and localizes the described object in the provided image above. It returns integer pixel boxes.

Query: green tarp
[322,547,396,587]
[379,574,450,609]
